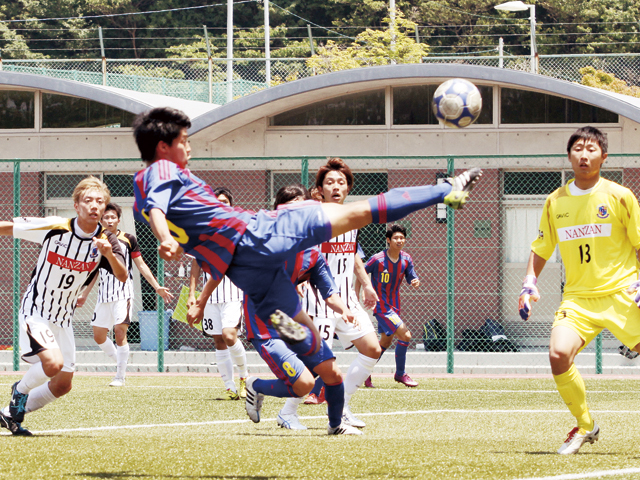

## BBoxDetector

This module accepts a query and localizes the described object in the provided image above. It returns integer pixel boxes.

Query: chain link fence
[1,155,639,372]
[2,54,639,104]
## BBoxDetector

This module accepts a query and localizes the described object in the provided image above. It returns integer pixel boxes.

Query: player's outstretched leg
[0,410,32,436]
[558,422,600,454]
[270,310,307,344]
[244,377,265,423]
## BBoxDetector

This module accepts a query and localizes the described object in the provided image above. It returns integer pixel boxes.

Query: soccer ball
[432,79,482,128]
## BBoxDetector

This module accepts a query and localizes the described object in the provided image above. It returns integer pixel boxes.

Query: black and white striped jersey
[203,271,242,304]
[302,229,361,318]
[15,216,125,328]
[97,231,140,304]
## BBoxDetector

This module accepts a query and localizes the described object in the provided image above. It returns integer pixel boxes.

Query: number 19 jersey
[531,178,640,297]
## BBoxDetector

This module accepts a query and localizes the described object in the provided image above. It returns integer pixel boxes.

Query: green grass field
[2,374,640,480]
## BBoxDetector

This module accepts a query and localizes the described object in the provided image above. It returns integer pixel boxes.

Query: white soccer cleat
[557,422,600,454]
[277,412,308,430]
[109,377,125,387]
[328,422,363,435]
[342,405,365,428]
[245,377,264,423]
[443,168,483,210]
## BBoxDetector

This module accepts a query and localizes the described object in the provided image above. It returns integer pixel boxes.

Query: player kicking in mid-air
[519,126,640,454]
[188,187,249,400]
[130,107,481,405]
[78,202,173,387]
[0,177,127,435]
[358,223,421,388]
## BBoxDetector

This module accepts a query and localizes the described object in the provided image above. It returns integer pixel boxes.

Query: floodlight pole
[227,0,233,103]
[494,1,537,74]
[264,0,271,85]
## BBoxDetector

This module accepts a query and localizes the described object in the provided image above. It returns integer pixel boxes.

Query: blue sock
[324,381,345,429]
[310,377,324,396]
[284,325,317,357]
[379,345,387,359]
[395,341,409,376]
[253,378,297,398]
[368,183,451,224]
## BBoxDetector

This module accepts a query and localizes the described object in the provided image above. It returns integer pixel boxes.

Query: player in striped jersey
[361,224,420,388]
[132,108,481,399]
[187,187,248,400]
[0,177,127,436]
[78,202,173,387]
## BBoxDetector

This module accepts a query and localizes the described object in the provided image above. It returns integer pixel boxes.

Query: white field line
[513,467,640,480]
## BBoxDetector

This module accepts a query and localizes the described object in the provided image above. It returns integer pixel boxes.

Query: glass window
[42,93,135,128]
[271,90,385,126]
[0,90,34,129]
[393,85,493,125]
[501,88,618,124]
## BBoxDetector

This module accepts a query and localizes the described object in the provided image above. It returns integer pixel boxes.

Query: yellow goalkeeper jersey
[531,178,640,297]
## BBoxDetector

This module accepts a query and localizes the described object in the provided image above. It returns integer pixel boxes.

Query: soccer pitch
[2,374,640,480]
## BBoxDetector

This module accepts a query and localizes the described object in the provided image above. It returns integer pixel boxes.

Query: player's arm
[76,274,98,308]
[133,255,174,302]
[406,257,420,289]
[188,258,201,308]
[187,275,222,327]
[94,234,128,283]
[354,255,378,309]
[0,221,13,236]
[148,208,183,261]
[324,293,358,328]
[517,251,546,321]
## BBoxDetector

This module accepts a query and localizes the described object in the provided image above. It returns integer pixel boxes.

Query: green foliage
[112,64,185,79]
[580,66,640,97]
[307,10,429,74]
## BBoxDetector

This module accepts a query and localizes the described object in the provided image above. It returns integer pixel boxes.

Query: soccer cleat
[239,377,247,398]
[277,412,308,430]
[244,377,264,423]
[342,405,366,428]
[364,376,375,388]
[108,377,125,387]
[0,411,32,436]
[394,373,418,388]
[304,393,320,405]
[443,168,483,210]
[224,388,240,401]
[270,309,307,344]
[9,382,28,423]
[328,422,363,435]
[557,422,600,454]
[619,345,639,360]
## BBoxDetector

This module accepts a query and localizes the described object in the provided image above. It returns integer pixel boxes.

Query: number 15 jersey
[531,178,640,298]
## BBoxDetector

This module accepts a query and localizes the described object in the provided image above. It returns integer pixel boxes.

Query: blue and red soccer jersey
[365,250,418,318]
[133,160,253,282]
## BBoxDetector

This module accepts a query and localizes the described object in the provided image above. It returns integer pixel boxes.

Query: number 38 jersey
[532,178,640,298]
[15,216,125,327]
[302,229,360,318]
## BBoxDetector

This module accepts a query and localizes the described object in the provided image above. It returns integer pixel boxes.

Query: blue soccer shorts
[375,311,404,336]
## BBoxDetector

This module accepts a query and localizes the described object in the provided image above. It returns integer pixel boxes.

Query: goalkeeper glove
[518,275,540,321]
[626,279,640,308]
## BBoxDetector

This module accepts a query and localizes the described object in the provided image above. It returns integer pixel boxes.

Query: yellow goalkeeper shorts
[553,290,640,351]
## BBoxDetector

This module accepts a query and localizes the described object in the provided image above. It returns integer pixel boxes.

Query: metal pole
[264,0,271,85]
[499,37,504,68]
[227,0,233,103]
[446,157,455,374]
[389,0,396,63]
[595,333,603,374]
[12,161,20,371]
[415,25,420,44]
[307,24,315,56]
[301,157,309,187]
[99,27,106,86]
[203,25,213,103]
[157,249,165,372]
[529,5,537,74]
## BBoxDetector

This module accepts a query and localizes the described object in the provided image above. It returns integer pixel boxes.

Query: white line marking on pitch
[513,467,640,480]
[3,408,639,436]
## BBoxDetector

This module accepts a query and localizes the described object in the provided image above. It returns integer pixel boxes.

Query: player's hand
[518,275,540,321]
[156,287,174,301]
[187,303,204,327]
[159,238,183,261]
[76,295,87,308]
[411,279,421,289]
[342,308,359,328]
[93,236,113,257]
[625,280,640,308]
[187,295,197,309]
[362,284,379,310]
[296,281,308,297]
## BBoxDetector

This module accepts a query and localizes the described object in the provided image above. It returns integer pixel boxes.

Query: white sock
[280,396,304,416]
[116,344,130,379]
[17,362,50,394]
[216,349,235,391]
[98,338,118,362]
[344,353,378,405]
[25,382,57,414]
[228,340,248,378]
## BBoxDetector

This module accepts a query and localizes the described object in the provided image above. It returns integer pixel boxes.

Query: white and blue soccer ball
[432,78,482,128]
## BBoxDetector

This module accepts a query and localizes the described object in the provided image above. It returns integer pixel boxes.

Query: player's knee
[399,329,411,342]
[213,337,227,350]
[222,332,236,346]
[363,342,382,359]
[41,359,63,378]
[549,347,572,369]
[293,377,314,397]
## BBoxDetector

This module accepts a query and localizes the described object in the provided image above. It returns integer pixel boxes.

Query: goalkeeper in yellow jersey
[518,126,640,455]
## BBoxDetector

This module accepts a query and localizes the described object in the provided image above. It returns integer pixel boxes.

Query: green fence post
[157,248,165,372]
[301,156,309,186]
[12,161,20,371]
[446,157,455,374]
[595,332,602,374]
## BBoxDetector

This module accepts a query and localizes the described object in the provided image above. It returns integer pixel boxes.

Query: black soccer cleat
[270,309,307,344]
[9,382,29,423]
[0,411,32,436]
[443,168,483,210]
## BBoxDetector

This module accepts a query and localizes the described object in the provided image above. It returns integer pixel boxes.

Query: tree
[580,66,640,98]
